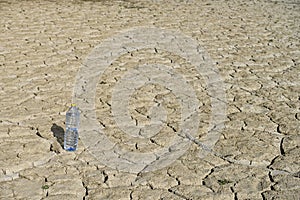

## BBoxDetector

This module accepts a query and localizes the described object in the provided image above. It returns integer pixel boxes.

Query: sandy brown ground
[0,0,299,199]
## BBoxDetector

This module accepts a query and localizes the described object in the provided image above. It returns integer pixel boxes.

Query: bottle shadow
[51,123,64,148]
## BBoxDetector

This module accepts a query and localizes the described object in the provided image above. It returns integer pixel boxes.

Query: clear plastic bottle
[64,104,80,151]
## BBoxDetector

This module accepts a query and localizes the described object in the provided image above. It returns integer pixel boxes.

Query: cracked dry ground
[0,0,299,199]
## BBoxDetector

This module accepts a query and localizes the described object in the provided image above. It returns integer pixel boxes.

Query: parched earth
[0,0,299,199]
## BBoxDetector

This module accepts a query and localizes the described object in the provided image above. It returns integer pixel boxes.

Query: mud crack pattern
[0,0,299,199]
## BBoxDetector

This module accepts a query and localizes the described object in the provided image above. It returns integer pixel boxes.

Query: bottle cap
[71,103,76,107]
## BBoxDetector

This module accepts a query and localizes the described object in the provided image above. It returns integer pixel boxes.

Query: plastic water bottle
[64,104,80,151]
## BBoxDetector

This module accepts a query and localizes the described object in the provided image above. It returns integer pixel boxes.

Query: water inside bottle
[64,127,78,151]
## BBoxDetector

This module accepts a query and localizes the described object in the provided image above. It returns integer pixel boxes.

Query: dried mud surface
[0,0,299,199]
